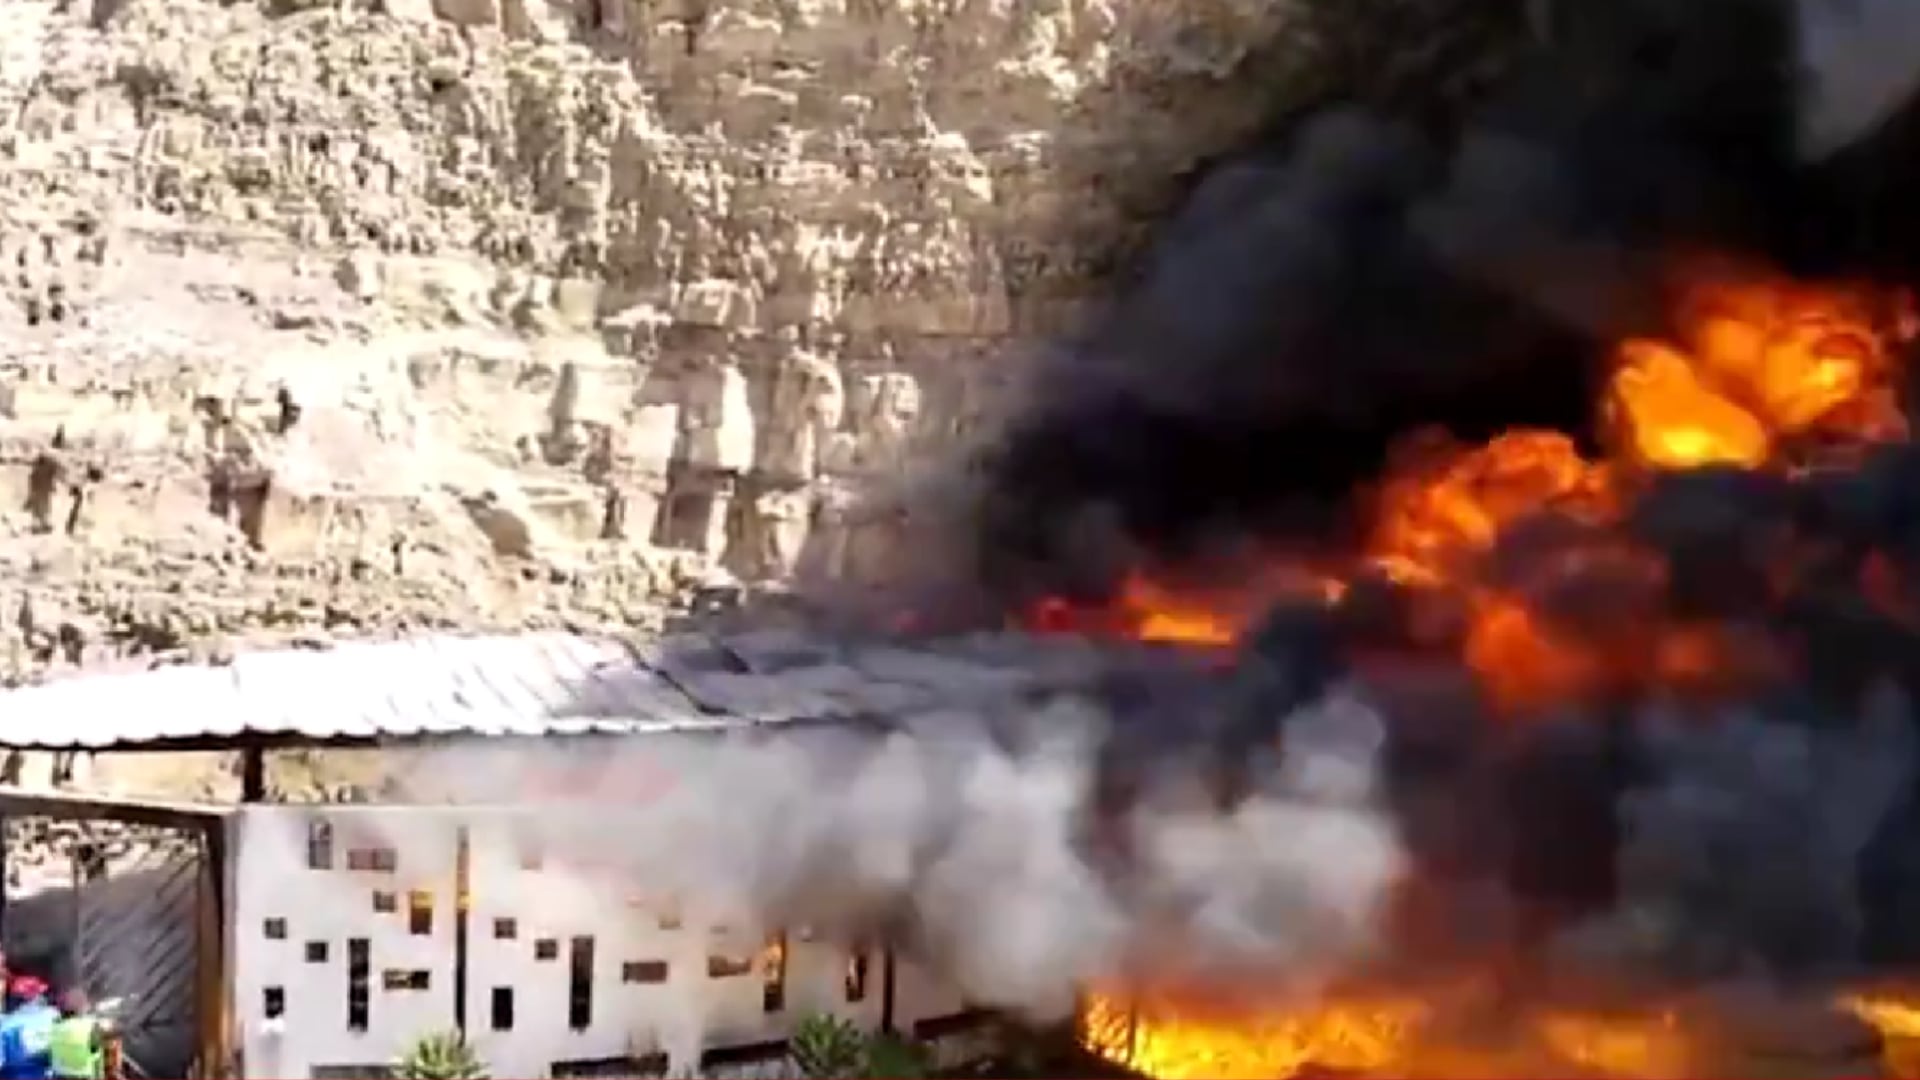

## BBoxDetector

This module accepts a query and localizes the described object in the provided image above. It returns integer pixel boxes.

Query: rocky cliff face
[0,0,1520,678]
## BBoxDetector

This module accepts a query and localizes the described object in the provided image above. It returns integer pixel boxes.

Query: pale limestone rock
[750,485,814,579]
[759,340,845,485]
[0,0,1421,690]
[680,359,755,475]
[855,371,922,473]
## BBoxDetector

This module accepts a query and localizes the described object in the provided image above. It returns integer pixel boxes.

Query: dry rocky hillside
[0,0,1520,798]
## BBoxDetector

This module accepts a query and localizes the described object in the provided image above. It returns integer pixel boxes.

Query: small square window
[262,918,287,940]
[534,938,559,961]
[305,941,329,964]
[263,986,285,1019]
[492,918,517,940]
[371,891,397,914]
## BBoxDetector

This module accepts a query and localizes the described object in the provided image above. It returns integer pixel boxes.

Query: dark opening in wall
[408,891,434,936]
[568,936,595,1030]
[347,938,370,1031]
[371,891,397,914]
[311,1065,392,1079]
[347,847,398,873]
[621,961,669,984]
[307,821,334,870]
[551,1053,669,1078]
[493,918,517,940]
[535,938,559,961]
[263,986,285,1020]
[706,955,751,978]
[262,918,287,940]
[845,950,869,1003]
[305,941,329,964]
[912,1009,992,1041]
[699,1039,788,1070]
[382,970,431,992]
[490,987,514,1032]
[761,933,787,1014]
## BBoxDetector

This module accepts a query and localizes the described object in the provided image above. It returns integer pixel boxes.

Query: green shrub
[790,1013,869,1079]
[861,1032,931,1079]
[394,1030,488,1080]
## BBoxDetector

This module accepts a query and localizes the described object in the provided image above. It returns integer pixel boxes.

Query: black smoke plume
[907,0,1920,1000]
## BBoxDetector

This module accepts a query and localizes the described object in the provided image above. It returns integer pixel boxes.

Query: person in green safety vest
[46,990,102,1080]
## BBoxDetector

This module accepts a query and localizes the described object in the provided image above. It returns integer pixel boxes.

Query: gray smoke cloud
[1794,0,1920,160]
[391,683,1406,1023]
[1553,684,1919,987]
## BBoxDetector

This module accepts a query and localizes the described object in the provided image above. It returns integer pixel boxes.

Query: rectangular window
[699,1040,791,1070]
[263,986,285,1019]
[761,933,787,1014]
[568,936,595,1031]
[489,987,513,1032]
[347,939,370,1031]
[620,961,668,984]
[912,1010,991,1041]
[371,891,397,914]
[262,917,287,940]
[492,918,517,940]
[534,938,558,961]
[347,847,397,873]
[305,941,329,964]
[845,949,869,1003]
[706,955,752,978]
[407,891,433,936]
[307,821,334,870]
[551,1054,669,1078]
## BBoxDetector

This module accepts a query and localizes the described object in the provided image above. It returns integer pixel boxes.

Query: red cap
[9,975,46,999]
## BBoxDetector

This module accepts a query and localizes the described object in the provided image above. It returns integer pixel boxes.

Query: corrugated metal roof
[0,625,1134,751]
[0,632,746,750]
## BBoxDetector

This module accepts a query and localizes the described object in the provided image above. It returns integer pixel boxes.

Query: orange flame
[1080,988,1704,1080]
[1024,266,1910,714]
[1037,267,1920,1077]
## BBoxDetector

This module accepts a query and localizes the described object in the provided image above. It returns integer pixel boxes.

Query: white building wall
[230,807,460,1078]
[228,804,985,1080]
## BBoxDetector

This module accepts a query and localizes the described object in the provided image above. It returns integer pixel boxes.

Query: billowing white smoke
[395,686,1406,1022]
[1793,0,1920,160]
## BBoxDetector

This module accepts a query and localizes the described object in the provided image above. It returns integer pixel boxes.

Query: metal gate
[0,792,230,1080]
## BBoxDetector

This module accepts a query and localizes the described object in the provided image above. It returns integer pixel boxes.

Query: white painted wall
[228,805,978,1079]
[230,807,459,1078]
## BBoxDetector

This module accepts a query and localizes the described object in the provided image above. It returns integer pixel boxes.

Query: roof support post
[238,742,266,803]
